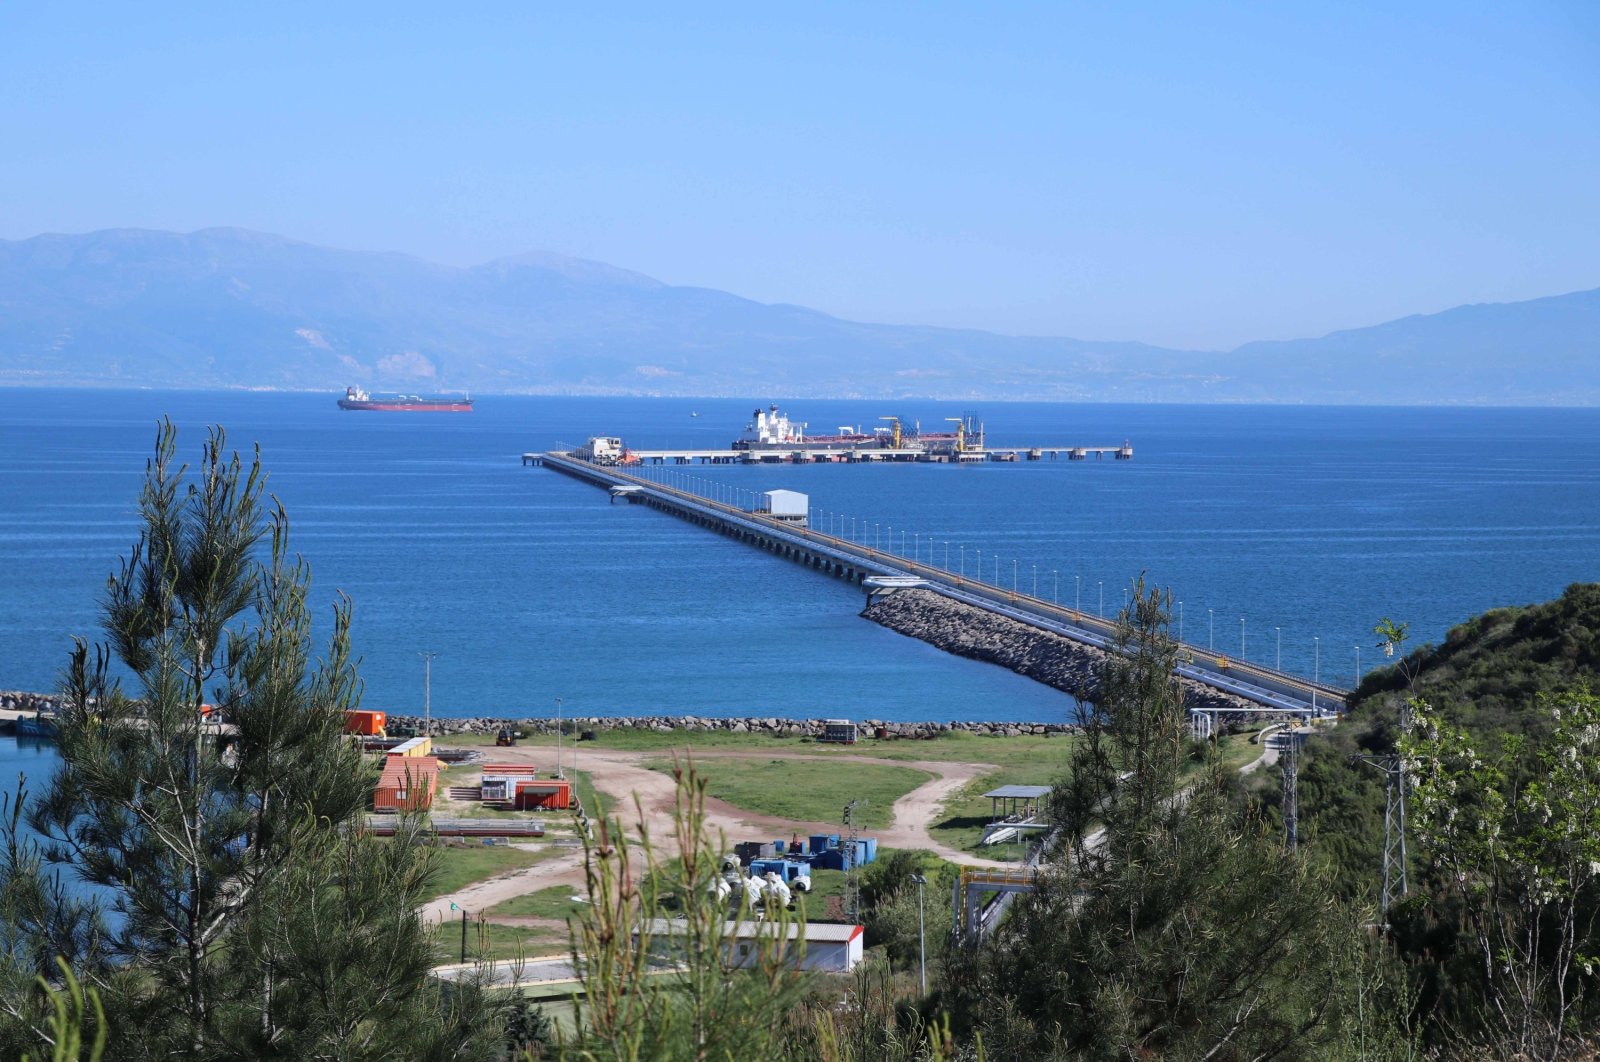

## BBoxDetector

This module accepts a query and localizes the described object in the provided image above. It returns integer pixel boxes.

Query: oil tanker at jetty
[559,405,1131,466]
[337,386,473,412]
[734,404,981,456]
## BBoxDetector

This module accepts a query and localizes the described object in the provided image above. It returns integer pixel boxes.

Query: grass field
[436,918,570,963]
[640,756,931,830]
[487,884,594,921]
[420,843,551,904]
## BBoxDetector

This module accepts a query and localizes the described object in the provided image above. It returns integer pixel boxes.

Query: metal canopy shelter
[983,784,1051,823]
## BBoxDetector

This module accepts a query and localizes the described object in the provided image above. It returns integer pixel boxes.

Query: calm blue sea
[2,390,1598,731]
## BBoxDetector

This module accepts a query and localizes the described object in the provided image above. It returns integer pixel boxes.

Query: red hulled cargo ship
[337,386,473,412]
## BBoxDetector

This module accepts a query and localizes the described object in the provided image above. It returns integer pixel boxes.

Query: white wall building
[638,918,865,973]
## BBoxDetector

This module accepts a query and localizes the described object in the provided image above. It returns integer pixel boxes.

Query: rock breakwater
[387,714,1073,740]
[859,589,1256,713]
[2,691,1070,740]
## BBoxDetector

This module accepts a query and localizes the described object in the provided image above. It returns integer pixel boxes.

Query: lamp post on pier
[1355,645,1362,684]
[1240,616,1246,660]
[418,650,437,737]
[1076,575,1081,614]
[960,545,965,576]
[1032,565,1037,597]
[1313,637,1320,713]
[1098,581,1104,617]
[1012,558,1018,591]
[1275,627,1282,671]
[1178,600,1184,642]
[1208,609,1214,651]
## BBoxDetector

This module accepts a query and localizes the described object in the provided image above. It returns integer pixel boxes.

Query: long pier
[539,452,1347,714]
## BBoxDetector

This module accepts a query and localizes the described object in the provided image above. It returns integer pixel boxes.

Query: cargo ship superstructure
[337,386,473,412]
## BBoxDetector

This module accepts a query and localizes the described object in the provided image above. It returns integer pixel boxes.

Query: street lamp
[555,696,564,780]
[1208,609,1214,651]
[1075,575,1081,614]
[1052,570,1058,603]
[418,650,437,737]
[1355,645,1362,684]
[1240,616,1246,660]
[911,872,928,995]
[1013,558,1018,591]
[960,545,965,576]
[1178,600,1184,642]
[1275,627,1282,671]
[1098,581,1104,617]
[1313,637,1320,713]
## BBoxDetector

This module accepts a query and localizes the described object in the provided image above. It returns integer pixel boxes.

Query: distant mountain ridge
[0,227,1595,403]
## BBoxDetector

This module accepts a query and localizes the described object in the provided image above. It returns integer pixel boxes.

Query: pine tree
[0,423,496,1059]
[950,578,1407,1058]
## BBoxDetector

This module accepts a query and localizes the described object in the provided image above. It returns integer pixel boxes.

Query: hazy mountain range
[1,227,1595,404]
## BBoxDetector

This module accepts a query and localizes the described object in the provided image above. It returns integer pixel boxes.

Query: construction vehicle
[495,727,518,747]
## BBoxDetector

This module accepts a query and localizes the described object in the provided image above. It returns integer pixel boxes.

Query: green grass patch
[487,884,594,921]
[436,919,570,963]
[420,843,547,903]
[641,757,930,830]
[571,768,615,819]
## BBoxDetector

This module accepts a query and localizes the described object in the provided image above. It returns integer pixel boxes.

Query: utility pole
[555,696,564,779]
[418,650,437,737]
[1355,697,1411,921]
[843,799,865,925]
[911,872,928,995]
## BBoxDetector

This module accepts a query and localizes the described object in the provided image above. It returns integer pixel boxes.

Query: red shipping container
[514,779,571,811]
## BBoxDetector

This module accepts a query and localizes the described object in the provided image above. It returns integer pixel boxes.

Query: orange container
[514,779,572,810]
[343,709,387,736]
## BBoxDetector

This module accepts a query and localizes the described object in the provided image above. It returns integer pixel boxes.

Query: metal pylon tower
[1281,730,1300,852]
[1354,754,1409,915]
[1378,761,1409,912]
[843,799,863,925]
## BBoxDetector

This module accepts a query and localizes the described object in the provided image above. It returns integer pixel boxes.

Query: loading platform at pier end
[536,450,1349,716]
[523,444,1131,465]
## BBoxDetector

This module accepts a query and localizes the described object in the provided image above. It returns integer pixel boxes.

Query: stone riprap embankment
[860,588,1257,714]
[1,692,60,714]
[386,714,1071,740]
[0,691,1069,739]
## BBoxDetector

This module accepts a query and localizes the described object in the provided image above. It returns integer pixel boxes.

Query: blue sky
[1,2,1596,349]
